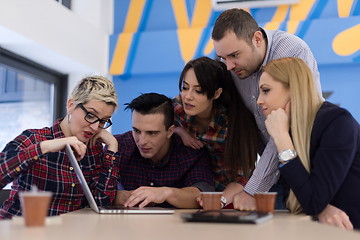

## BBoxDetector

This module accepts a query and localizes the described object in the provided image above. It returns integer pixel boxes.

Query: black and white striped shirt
[234,28,322,195]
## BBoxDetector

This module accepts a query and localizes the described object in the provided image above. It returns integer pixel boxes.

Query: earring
[68,114,72,123]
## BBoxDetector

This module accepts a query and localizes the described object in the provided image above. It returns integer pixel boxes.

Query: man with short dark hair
[114,93,214,208]
[212,9,322,210]
[212,8,350,229]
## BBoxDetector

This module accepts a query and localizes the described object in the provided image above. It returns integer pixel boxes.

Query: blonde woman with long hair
[257,57,360,230]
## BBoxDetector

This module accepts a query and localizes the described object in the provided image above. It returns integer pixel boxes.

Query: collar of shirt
[172,96,227,142]
[261,28,272,68]
[52,118,66,139]
[241,28,272,82]
[184,104,227,132]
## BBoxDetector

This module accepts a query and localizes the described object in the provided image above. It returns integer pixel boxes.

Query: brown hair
[179,57,259,178]
[212,8,259,45]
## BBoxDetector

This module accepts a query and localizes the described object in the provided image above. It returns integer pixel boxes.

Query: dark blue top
[280,102,360,229]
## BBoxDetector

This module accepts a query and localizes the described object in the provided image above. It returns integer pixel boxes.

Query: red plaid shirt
[0,119,120,219]
[172,95,248,190]
[116,132,214,190]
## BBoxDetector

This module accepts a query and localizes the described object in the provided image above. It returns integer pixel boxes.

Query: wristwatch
[278,149,297,163]
[220,196,227,208]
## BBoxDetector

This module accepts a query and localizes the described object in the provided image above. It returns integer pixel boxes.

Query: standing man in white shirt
[211,8,350,229]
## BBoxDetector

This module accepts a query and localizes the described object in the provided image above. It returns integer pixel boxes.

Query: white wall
[0,0,113,97]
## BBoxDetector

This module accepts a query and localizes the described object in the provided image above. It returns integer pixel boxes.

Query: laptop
[181,209,273,224]
[65,144,175,214]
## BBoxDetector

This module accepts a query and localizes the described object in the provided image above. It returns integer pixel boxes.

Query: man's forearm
[164,186,200,209]
[222,182,244,203]
[114,190,132,206]
[244,138,280,195]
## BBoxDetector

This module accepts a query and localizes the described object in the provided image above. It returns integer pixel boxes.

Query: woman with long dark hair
[173,56,259,206]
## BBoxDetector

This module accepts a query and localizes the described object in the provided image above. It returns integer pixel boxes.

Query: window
[0,48,67,189]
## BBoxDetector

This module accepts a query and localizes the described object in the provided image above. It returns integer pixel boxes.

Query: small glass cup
[19,190,52,227]
[200,192,223,211]
[254,192,277,213]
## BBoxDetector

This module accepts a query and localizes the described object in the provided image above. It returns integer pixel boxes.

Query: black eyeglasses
[77,103,112,129]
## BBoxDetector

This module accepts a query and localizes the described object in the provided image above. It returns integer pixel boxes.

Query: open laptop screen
[65,144,175,214]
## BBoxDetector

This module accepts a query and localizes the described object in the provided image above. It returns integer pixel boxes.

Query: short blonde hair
[70,76,118,107]
[263,57,324,213]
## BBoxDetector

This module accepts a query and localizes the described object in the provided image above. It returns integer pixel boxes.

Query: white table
[0,208,359,240]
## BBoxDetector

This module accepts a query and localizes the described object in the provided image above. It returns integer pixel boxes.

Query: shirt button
[108,169,112,173]
[112,157,116,160]
[34,156,39,160]
[68,201,72,205]
[105,155,109,159]
[71,183,75,187]
[15,167,21,172]
[69,167,74,171]
[252,96,256,100]
[150,182,154,186]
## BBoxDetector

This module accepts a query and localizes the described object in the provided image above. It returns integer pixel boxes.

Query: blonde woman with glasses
[0,76,120,219]
[257,57,360,230]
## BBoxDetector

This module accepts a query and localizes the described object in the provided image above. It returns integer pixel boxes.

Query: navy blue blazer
[280,101,360,229]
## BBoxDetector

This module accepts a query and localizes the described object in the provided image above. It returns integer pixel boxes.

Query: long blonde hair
[263,57,324,213]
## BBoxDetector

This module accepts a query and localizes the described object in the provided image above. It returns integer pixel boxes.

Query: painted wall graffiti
[109,0,360,133]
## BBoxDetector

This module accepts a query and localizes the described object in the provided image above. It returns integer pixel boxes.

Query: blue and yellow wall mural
[110,0,360,134]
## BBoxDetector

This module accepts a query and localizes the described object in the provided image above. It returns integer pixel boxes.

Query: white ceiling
[0,25,94,74]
